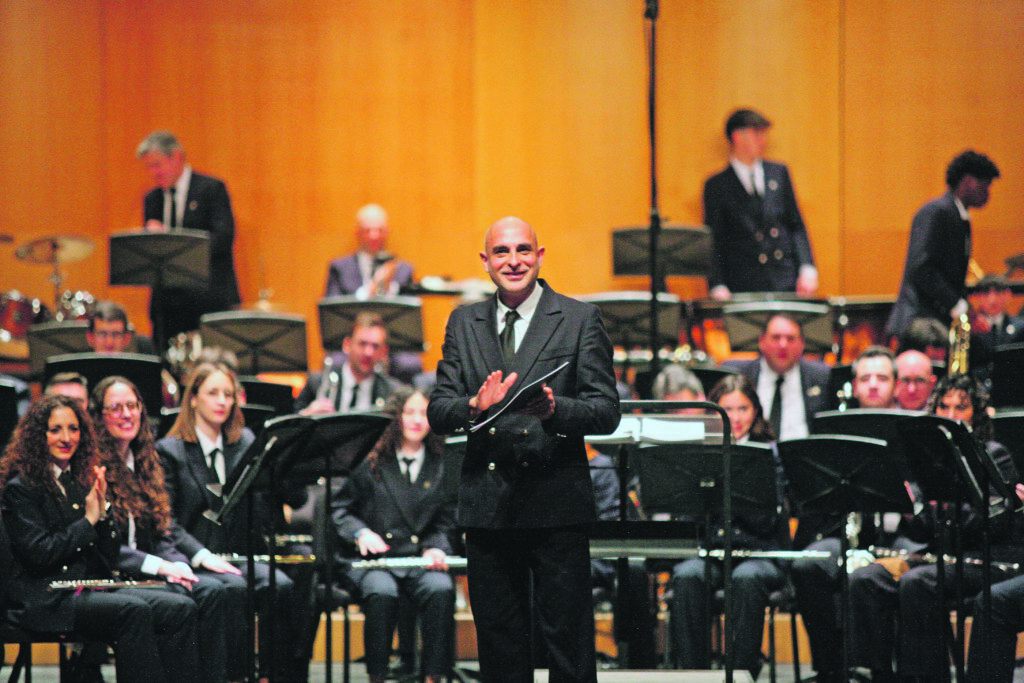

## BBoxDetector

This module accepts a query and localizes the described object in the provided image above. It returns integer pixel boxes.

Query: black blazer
[1,475,121,631]
[331,446,455,561]
[703,161,815,293]
[427,282,621,529]
[156,429,257,556]
[886,193,971,339]
[143,171,241,314]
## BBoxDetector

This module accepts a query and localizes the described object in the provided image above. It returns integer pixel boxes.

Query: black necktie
[500,309,519,368]
[402,457,416,485]
[167,187,177,228]
[58,468,74,495]
[347,382,361,411]
[769,375,784,439]
[208,448,223,484]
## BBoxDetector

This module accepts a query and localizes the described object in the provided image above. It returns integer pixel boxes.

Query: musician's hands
[159,561,198,590]
[144,219,168,232]
[370,260,398,295]
[201,555,243,575]
[356,529,389,556]
[84,466,107,525]
[469,371,517,418]
[422,548,448,571]
[517,384,555,420]
[300,397,336,415]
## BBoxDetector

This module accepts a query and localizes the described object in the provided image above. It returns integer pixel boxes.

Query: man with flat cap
[704,108,818,299]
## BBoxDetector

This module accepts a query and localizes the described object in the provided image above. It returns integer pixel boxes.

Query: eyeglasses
[103,401,141,415]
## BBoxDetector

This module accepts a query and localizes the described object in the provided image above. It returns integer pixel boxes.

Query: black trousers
[966,572,1024,683]
[465,525,596,683]
[791,537,845,674]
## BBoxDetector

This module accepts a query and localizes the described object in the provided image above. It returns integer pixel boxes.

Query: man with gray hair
[136,130,241,344]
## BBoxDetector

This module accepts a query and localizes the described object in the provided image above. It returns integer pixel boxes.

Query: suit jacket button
[770,228,780,238]
[774,249,784,260]
[755,232,764,242]
[488,428,496,435]
[521,461,529,468]
[411,535,419,544]
[72,503,80,510]
[385,532,393,539]
[488,462,496,471]
[758,254,768,264]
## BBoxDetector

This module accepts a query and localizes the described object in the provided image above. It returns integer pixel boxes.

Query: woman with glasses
[0,394,199,683]
[91,375,235,683]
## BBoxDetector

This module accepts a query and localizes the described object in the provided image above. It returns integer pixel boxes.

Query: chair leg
[8,643,29,683]
[790,609,802,682]
[342,606,350,683]
[768,606,777,683]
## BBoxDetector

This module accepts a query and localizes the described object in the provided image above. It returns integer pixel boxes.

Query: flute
[867,546,1020,573]
[349,556,468,570]
[49,579,165,591]
[214,553,316,565]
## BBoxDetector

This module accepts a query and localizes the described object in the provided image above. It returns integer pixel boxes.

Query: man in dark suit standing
[885,149,1001,340]
[704,108,817,299]
[137,130,241,344]
[428,217,620,683]
[723,313,830,440]
[325,204,415,298]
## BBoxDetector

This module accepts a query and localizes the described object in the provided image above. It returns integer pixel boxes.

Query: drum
[0,290,49,339]
[56,289,96,321]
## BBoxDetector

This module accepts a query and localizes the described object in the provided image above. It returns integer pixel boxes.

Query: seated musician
[0,395,200,683]
[157,361,309,682]
[850,345,898,409]
[669,374,786,679]
[91,375,237,683]
[87,300,155,355]
[895,350,937,411]
[330,387,456,683]
[849,373,1018,682]
[968,274,1024,389]
[43,371,89,411]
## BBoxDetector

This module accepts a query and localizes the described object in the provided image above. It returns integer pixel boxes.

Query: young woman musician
[91,375,235,683]
[0,395,199,683]
[332,387,457,683]
[156,361,306,682]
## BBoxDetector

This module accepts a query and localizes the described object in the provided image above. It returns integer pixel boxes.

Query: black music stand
[992,410,1024,479]
[0,380,18,449]
[109,229,210,353]
[27,320,90,379]
[813,408,923,474]
[199,311,308,375]
[240,377,296,415]
[991,343,1024,408]
[612,225,713,279]
[44,352,163,418]
[777,435,914,680]
[723,300,833,355]
[577,291,681,350]
[318,295,424,353]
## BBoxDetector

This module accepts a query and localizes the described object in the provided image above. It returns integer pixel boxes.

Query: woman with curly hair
[91,375,235,683]
[0,394,199,683]
[331,387,457,683]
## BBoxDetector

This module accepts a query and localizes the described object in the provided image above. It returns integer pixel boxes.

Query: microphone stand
[645,0,664,379]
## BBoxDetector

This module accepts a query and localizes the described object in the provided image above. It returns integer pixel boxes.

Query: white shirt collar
[953,195,970,221]
[397,445,426,482]
[195,427,224,458]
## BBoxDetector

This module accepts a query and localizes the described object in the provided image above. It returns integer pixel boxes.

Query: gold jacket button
[774,249,784,260]
[758,254,768,264]
[72,503,80,510]
[489,428,496,435]
[385,532,393,539]
[411,535,419,544]
[521,461,529,468]
[488,463,496,471]
[770,228,780,238]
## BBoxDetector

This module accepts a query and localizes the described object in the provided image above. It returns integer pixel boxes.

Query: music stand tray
[199,311,308,375]
[723,300,833,354]
[318,295,424,353]
[27,321,90,379]
[577,291,681,349]
[612,225,713,278]
[109,229,211,290]
[44,352,163,418]
[812,408,923,476]
[286,411,392,484]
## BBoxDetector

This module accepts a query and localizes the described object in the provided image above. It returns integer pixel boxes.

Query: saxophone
[947,312,971,377]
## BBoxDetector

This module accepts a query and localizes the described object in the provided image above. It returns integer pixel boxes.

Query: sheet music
[470,362,568,433]
[585,415,705,444]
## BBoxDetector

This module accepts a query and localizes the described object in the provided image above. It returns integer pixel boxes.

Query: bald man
[895,350,937,411]
[325,203,415,298]
[428,216,620,683]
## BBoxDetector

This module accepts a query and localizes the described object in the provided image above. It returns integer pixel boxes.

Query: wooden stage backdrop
[2,1,1022,373]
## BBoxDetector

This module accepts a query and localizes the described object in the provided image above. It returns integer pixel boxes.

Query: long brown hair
[167,362,245,444]
[708,374,775,442]
[90,376,173,535]
[365,387,444,475]
[0,395,101,498]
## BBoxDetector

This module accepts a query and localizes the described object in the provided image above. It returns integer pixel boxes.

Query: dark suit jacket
[703,161,815,293]
[293,367,397,413]
[114,513,193,578]
[427,281,620,529]
[156,429,259,556]
[723,358,832,430]
[143,171,241,320]
[1,475,121,631]
[886,193,970,339]
[970,314,1024,385]
[325,253,414,296]
[331,446,455,561]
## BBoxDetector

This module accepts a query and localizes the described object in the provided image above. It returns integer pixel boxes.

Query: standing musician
[91,375,236,683]
[427,216,620,683]
[0,395,200,683]
[848,374,1018,682]
[157,361,308,682]
[331,387,456,683]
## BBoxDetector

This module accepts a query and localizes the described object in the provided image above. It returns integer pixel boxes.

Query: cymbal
[15,235,95,265]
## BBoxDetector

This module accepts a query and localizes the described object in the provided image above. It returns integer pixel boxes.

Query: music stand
[0,380,18,449]
[199,311,307,375]
[813,408,923,476]
[318,295,424,353]
[611,225,713,278]
[723,300,833,355]
[239,377,296,415]
[576,291,681,349]
[992,410,1024,480]
[991,343,1024,408]
[27,321,90,379]
[777,434,913,680]
[44,352,163,418]
[109,229,210,352]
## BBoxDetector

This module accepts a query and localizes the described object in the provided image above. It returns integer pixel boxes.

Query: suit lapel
[380,457,420,531]
[511,287,563,383]
[471,297,506,376]
[184,441,219,507]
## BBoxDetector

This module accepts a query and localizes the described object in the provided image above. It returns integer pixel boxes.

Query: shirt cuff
[141,554,164,576]
[191,548,212,568]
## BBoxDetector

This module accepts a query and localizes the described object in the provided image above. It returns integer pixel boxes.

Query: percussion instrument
[15,235,95,265]
[56,289,96,321]
[0,290,50,360]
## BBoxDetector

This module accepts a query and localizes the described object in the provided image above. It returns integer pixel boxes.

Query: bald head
[355,204,389,254]
[483,216,536,251]
[895,349,937,411]
[480,216,544,308]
